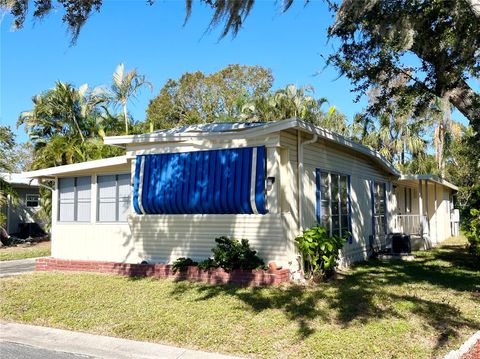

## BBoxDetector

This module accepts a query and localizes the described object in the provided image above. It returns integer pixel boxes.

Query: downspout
[297,130,318,232]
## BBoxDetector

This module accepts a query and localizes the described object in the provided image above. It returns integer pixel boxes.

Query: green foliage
[328,0,480,136]
[146,64,273,130]
[197,258,217,271]
[295,225,346,279]
[172,257,198,273]
[465,209,480,258]
[208,236,265,271]
[0,126,19,226]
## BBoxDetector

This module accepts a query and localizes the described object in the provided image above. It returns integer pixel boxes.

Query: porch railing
[393,214,427,235]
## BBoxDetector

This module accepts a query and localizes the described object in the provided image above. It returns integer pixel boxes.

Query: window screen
[97,174,131,222]
[58,176,91,222]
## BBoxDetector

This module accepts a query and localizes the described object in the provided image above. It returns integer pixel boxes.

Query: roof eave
[23,156,130,178]
[399,174,459,191]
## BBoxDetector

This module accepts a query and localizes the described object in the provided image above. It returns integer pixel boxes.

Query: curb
[444,331,480,359]
[0,322,243,359]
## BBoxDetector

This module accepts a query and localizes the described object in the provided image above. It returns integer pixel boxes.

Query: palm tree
[0,126,18,227]
[17,81,100,145]
[109,63,153,135]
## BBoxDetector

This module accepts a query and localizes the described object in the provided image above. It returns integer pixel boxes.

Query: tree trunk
[447,79,480,135]
[72,114,85,143]
[123,102,129,135]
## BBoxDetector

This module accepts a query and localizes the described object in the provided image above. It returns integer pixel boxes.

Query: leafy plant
[210,236,265,271]
[172,257,197,273]
[197,258,217,271]
[295,225,347,279]
[465,209,480,259]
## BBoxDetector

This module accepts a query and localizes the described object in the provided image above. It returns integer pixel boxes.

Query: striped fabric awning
[133,146,267,215]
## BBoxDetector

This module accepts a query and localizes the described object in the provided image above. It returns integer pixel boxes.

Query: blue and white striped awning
[133,147,267,215]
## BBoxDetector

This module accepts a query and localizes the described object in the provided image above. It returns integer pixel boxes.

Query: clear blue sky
[0,0,472,143]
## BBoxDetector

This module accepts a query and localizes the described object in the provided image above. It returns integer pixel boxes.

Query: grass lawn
[1,237,479,358]
[0,241,51,261]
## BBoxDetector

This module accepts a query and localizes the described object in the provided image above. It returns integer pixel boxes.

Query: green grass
[1,237,479,358]
[0,241,51,261]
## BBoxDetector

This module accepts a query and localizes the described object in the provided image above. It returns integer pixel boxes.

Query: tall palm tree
[109,63,153,135]
[17,81,99,145]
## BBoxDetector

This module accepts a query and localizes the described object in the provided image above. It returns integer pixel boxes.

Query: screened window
[373,182,387,235]
[26,194,39,207]
[97,174,131,222]
[58,176,91,222]
[316,170,351,238]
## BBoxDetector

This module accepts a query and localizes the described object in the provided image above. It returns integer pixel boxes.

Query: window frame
[372,181,388,236]
[96,173,131,223]
[25,193,40,208]
[57,176,92,223]
[315,169,352,242]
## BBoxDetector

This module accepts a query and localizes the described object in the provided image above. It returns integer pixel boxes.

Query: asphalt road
[0,341,94,359]
[0,258,36,277]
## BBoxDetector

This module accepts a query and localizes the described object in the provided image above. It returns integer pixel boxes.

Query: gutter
[297,131,318,231]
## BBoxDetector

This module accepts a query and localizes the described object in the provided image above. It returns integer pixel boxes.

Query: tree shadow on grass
[167,245,480,347]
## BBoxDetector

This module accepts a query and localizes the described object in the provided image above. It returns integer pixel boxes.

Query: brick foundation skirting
[36,258,291,286]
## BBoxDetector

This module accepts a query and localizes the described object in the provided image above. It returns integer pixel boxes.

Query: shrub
[172,257,198,273]
[465,208,480,258]
[295,225,347,279]
[197,258,217,270]
[210,236,265,271]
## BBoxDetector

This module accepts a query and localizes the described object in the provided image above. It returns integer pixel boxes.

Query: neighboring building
[24,119,458,271]
[0,173,44,236]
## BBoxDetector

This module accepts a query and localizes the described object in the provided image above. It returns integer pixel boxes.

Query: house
[24,119,458,272]
[0,173,45,238]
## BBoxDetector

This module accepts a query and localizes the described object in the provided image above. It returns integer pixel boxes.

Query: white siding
[52,214,291,267]
[283,131,395,266]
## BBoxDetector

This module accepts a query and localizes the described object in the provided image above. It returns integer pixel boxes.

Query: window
[97,174,131,222]
[58,176,91,222]
[316,170,351,238]
[373,181,387,236]
[26,194,39,207]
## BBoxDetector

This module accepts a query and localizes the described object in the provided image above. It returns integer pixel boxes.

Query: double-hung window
[316,170,351,238]
[97,174,130,222]
[58,176,91,222]
[373,181,387,236]
[26,194,39,207]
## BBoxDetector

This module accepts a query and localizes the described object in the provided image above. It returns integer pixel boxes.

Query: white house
[24,119,458,271]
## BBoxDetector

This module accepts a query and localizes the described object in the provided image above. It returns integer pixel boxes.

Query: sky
[0,0,473,143]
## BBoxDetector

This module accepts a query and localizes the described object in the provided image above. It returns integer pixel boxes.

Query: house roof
[22,156,129,178]
[399,174,459,191]
[0,172,39,186]
[104,118,401,176]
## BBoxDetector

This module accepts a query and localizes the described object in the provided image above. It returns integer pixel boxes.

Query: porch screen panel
[98,175,116,222]
[76,176,91,222]
[118,174,131,221]
[133,146,267,215]
[58,177,75,222]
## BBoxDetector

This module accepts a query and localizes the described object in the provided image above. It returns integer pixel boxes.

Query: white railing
[393,214,427,235]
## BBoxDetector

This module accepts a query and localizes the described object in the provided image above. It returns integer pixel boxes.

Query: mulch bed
[462,340,480,359]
